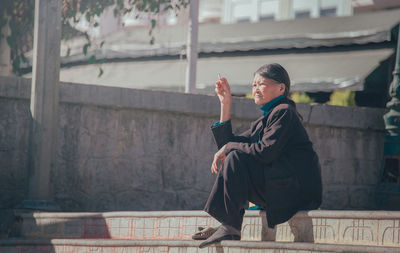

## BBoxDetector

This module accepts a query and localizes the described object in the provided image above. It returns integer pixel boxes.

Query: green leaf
[61,33,68,40]
[124,8,133,14]
[72,9,77,19]
[0,18,7,27]
[163,5,173,11]
[85,12,91,22]
[88,55,96,64]
[94,22,99,27]
[13,56,20,70]
[6,36,15,47]
[151,19,156,28]
[20,54,28,63]
[83,43,90,55]
[9,19,17,31]
[98,67,104,77]
[150,2,158,12]
[117,0,124,9]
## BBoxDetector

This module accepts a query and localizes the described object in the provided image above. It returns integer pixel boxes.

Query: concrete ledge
[0,76,31,99]
[16,210,400,219]
[306,103,386,131]
[12,210,400,247]
[0,238,399,253]
[17,210,263,218]
[0,76,386,130]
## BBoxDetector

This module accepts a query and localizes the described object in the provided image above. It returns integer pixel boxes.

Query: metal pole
[383,25,400,137]
[376,25,400,209]
[185,0,199,93]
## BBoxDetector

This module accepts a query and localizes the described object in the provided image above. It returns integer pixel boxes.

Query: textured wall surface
[0,97,30,209]
[0,76,386,211]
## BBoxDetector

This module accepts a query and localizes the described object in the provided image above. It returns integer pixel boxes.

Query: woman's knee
[224,151,239,167]
[226,150,251,163]
[222,150,249,175]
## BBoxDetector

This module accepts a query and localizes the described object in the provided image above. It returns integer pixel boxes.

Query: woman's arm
[212,77,251,149]
[212,120,251,149]
[216,77,232,122]
[223,105,295,164]
[210,77,251,173]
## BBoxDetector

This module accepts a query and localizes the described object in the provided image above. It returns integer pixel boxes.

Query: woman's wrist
[222,95,232,105]
[220,103,231,122]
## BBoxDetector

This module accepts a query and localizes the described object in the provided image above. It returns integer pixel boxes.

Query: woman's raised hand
[215,77,232,106]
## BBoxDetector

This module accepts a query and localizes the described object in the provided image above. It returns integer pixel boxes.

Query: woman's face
[252,74,285,105]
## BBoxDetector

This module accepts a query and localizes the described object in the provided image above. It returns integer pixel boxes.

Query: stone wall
[0,76,386,211]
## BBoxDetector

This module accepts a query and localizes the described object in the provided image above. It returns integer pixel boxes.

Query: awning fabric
[59,48,394,93]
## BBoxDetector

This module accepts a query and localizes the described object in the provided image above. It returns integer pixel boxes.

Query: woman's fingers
[211,151,227,174]
[211,155,217,173]
[219,78,231,93]
[212,165,218,174]
[215,86,228,100]
[211,154,220,174]
[215,81,224,94]
[215,87,223,96]
[211,159,218,174]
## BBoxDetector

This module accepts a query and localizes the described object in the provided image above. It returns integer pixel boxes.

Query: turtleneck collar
[259,95,286,116]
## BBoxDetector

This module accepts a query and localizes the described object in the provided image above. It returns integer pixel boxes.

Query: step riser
[0,245,365,253]
[14,211,400,248]
[18,214,262,240]
[1,240,399,253]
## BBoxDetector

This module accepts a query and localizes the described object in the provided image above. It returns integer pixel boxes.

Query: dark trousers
[203,150,267,230]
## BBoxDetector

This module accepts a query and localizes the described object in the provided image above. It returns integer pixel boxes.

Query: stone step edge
[7,209,400,248]
[0,238,399,253]
[14,209,400,219]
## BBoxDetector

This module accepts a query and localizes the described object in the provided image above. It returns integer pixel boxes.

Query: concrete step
[11,210,400,248]
[0,238,399,253]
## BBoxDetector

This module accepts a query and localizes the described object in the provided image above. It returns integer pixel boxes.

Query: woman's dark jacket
[211,98,322,228]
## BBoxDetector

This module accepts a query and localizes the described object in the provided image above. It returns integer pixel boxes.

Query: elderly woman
[198,63,322,248]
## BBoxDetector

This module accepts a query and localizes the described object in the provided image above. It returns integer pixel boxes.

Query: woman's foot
[198,224,240,248]
[192,226,218,240]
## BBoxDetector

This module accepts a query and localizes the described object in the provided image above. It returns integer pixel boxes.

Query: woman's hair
[254,63,303,120]
[254,63,291,96]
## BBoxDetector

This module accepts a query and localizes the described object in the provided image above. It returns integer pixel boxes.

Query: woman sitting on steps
[195,63,322,248]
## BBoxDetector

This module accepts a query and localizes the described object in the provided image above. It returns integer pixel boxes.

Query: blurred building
[201,0,400,24]
[21,0,400,107]
[90,0,400,30]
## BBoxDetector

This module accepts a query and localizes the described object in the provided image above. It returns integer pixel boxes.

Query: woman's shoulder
[270,99,296,115]
[266,99,301,124]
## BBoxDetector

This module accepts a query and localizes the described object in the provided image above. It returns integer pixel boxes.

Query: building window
[320,7,337,16]
[295,10,311,19]
[259,0,279,21]
[232,1,253,23]
[236,17,251,23]
[259,14,275,21]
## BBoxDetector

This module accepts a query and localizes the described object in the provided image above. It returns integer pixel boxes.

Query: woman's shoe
[192,226,217,240]
[198,225,240,248]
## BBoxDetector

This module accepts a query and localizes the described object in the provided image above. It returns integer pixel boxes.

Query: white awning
[57,48,394,94]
